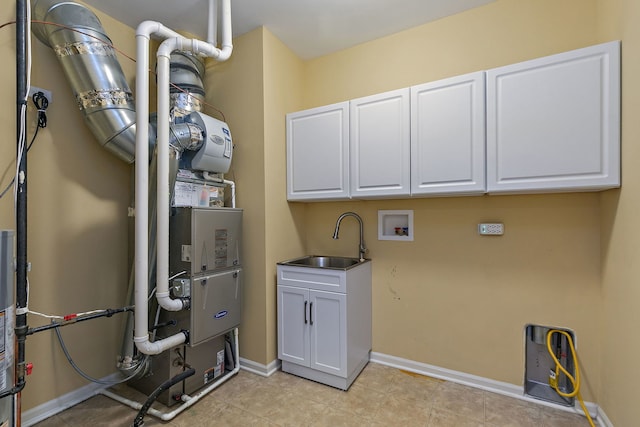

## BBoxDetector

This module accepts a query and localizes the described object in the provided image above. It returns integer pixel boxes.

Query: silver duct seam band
[169,122,205,151]
[54,41,116,58]
[170,93,204,116]
[76,89,134,110]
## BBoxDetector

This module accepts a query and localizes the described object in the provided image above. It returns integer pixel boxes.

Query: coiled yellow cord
[546,329,595,427]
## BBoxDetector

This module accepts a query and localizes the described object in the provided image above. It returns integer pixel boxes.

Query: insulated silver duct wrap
[170,51,206,116]
[31,0,139,163]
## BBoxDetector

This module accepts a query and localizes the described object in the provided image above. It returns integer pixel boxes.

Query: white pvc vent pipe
[133,0,233,355]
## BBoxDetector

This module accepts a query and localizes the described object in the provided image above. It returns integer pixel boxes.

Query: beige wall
[0,3,134,410]
[262,29,306,360]
[299,0,603,400]
[303,0,597,106]
[206,28,269,363]
[598,0,640,425]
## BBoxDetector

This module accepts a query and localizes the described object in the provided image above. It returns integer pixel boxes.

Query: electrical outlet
[478,223,504,235]
[28,86,53,104]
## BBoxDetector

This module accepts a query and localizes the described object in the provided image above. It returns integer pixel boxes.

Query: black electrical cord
[0,91,49,199]
[133,367,195,427]
[31,90,48,138]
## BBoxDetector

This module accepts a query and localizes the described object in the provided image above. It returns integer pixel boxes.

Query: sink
[278,255,365,270]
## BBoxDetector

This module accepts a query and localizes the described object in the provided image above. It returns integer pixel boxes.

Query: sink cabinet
[276,261,372,390]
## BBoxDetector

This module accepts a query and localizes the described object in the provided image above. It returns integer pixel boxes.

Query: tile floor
[33,363,595,427]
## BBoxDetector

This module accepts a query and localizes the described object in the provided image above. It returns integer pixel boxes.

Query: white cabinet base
[277,261,372,391]
[282,354,370,391]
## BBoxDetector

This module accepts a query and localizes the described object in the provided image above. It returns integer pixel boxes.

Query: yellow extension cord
[546,329,596,427]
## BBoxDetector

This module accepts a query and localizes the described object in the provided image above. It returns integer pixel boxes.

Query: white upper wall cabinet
[350,88,411,198]
[486,41,620,193]
[286,41,620,202]
[410,71,486,196]
[286,102,350,201]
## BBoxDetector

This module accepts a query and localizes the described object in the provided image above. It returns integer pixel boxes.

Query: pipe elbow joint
[194,43,233,62]
[213,46,233,62]
[134,332,187,355]
[158,37,181,58]
[136,20,162,38]
[156,292,184,311]
[133,335,161,355]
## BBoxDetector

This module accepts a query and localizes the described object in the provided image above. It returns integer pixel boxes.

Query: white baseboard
[239,357,280,377]
[22,373,119,427]
[597,406,614,427]
[370,352,602,424]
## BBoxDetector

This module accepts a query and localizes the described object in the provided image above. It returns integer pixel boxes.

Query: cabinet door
[309,290,347,376]
[411,71,486,196]
[350,88,410,198]
[486,41,620,193]
[277,285,309,366]
[286,102,350,201]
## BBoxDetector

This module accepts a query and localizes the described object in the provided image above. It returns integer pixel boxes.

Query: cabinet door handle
[304,301,308,324]
[309,302,313,325]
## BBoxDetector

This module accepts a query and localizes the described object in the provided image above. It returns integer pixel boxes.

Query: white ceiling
[81,0,495,60]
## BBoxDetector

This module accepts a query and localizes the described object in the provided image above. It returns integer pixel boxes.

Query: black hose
[26,306,135,335]
[132,367,195,427]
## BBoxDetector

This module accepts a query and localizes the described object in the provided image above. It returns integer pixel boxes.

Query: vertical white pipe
[156,37,183,312]
[133,29,151,349]
[134,22,186,355]
[223,179,236,208]
[207,0,217,46]
[220,0,232,50]
[194,0,233,60]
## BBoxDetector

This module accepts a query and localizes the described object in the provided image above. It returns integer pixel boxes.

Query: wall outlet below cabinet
[378,210,413,241]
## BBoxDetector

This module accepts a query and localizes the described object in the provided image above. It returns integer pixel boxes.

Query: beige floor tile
[56,395,147,427]
[353,362,401,392]
[330,383,387,420]
[262,393,330,427]
[433,381,485,422]
[290,376,343,405]
[308,407,367,427]
[541,406,595,427]
[262,370,306,389]
[226,381,293,418]
[428,407,484,427]
[33,364,596,427]
[170,395,227,426]
[386,370,442,405]
[178,401,274,427]
[484,393,542,427]
[372,393,432,427]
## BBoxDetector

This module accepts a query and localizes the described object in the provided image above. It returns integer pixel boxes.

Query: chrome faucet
[332,212,367,261]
